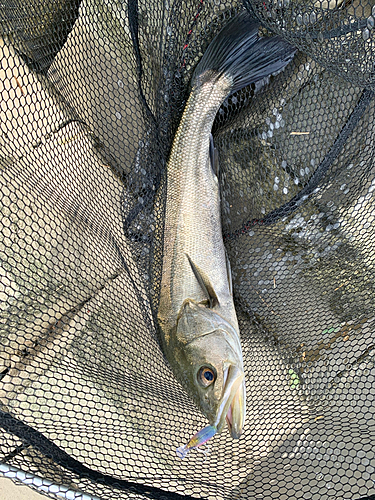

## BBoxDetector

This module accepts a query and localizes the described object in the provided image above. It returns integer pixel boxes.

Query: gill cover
[176,300,239,345]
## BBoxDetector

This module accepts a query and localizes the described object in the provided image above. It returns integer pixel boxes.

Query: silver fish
[157,11,295,438]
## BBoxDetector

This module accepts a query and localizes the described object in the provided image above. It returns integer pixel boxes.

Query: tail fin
[193,11,296,94]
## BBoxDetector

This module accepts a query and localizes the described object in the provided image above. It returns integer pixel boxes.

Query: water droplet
[303,12,310,25]
[296,14,303,25]
[310,12,316,24]
[115,111,122,120]
[117,79,124,88]
[283,187,288,194]
[367,16,374,30]
[167,26,172,36]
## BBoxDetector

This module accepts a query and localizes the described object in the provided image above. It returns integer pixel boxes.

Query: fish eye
[198,367,216,387]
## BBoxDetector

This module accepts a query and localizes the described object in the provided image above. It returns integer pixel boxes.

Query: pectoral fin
[185,254,219,308]
[225,249,233,297]
[209,134,219,178]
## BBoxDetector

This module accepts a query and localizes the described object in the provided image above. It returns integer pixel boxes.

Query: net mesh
[1,0,375,499]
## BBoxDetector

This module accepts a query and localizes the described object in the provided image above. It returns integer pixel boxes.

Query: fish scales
[157,68,246,439]
[156,11,296,442]
[159,72,237,339]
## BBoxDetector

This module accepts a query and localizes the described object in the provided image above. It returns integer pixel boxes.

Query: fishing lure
[176,425,217,459]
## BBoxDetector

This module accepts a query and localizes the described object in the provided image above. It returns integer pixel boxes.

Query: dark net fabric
[1,1,375,499]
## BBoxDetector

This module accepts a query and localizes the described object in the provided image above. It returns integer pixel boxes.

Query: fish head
[174,300,246,438]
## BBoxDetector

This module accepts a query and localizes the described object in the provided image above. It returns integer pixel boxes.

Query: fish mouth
[214,365,245,439]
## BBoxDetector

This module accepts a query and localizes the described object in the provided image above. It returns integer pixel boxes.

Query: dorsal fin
[185,254,219,308]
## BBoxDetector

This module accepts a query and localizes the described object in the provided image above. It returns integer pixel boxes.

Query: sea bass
[158,11,295,442]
